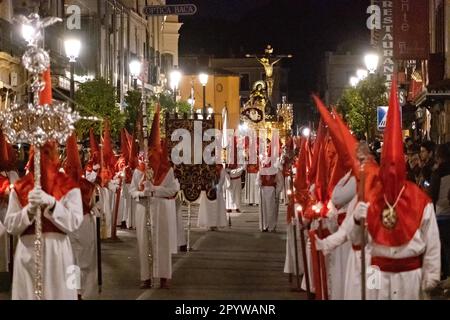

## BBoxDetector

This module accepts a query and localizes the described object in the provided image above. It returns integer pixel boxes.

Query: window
[240,73,250,91]
[161,53,174,75]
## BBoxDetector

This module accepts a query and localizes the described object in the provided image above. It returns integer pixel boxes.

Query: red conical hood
[129,132,139,170]
[294,138,310,210]
[148,105,162,176]
[380,78,406,204]
[120,128,130,165]
[332,108,359,176]
[102,119,116,173]
[39,68,52,105]
[309,120,326,181]
[148,104,162,154]
[0,131,9,166]
[64,133,83,183]
[89,128,100,164]
[0,130,16,171]
[153,138,172,186]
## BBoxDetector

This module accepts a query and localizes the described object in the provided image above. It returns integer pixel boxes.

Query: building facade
[0,0,181,108]
[400,0,450,144]
[319,51,363,106]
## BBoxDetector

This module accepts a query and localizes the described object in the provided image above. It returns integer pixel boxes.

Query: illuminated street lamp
[350,76,360,87]
[364,53,379,74]
[357,69,368,81]
[129,60,142,89]
[64,38,81,108]
[170,68,182,102]
[199,73,209,114]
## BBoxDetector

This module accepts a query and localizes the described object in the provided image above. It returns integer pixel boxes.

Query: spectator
[419,140,436,189]
[405,137,414,150]
[428,143,450,279]
[406,144,421,184]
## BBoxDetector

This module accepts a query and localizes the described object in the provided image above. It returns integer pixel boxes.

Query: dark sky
[167,0,371,98]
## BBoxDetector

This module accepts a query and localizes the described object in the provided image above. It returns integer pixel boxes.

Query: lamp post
[170,68,182,103]
[129,60,142,90]
[64,38,81,108]
[199,73,208,114]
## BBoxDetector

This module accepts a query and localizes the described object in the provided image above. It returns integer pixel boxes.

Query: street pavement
[95,202,305,300]
[0,202,305,300]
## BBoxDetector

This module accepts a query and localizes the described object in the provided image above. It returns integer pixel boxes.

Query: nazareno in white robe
[256,168,284,231]
[69,213,97,299]
[68,186,99,299]
[225,167,245,211]
[284,217,304,276]
[244,172,259,205]
[0,171,19,273]
[175,195,186,247]
[351,202,441,300]
[5,188,83,300]
[198,169,227,229]
[149,168,180,279]
[129,168,151,281]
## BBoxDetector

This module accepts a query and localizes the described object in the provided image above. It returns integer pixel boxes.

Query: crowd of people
[280,83,446,300]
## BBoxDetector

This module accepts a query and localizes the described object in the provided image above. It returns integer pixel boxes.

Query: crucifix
[246,45,292,113]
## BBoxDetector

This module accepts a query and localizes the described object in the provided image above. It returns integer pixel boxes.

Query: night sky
[167,0,371,99]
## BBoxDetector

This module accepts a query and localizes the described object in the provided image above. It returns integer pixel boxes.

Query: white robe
[69,213,97,299]
[99,187,113,239]
[85,171,97,184]
[0,171,19,273]
[176,196,186,247]
[244,172,259,205]
[5,188,83,300]
[129,169,151,281]
[149,168,180,279]
[256,169,283,231]
[125,184,136,229]
[352,203,441,300]
[284,219,304,276]
[225,167,244,211]
[198,169,227,229]
[301,235,315,293]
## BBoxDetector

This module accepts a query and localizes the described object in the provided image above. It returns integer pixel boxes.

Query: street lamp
[64,38,81,108]
[357,69,369,81]
[129,60,142,90]
[199,73,208,114]
[170,68,182,102]
[364,53,379,74]
[350,76,360,87]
